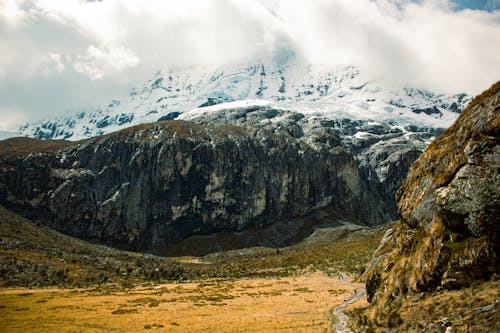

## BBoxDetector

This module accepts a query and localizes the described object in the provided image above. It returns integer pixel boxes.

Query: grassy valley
[0,204,388,332]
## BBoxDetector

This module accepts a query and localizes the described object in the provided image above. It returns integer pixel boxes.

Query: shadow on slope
[0,203,390,287]
[153,208,362,257]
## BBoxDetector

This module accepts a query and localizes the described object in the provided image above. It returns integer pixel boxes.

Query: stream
[331,273,365,333]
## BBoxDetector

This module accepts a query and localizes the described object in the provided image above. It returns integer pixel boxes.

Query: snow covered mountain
[10,54,477,227]
[18,58,470,141]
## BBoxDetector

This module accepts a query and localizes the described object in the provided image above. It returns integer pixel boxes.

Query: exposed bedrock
[0,121,384,250]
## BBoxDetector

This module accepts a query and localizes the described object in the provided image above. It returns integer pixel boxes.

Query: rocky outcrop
[0,120,383,251]
[364,82,499,318]
[186,105,439,221]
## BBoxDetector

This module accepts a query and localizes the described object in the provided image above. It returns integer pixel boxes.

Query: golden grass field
[4,201,497,332]
[0,204,383,332]
[0,271,361,333]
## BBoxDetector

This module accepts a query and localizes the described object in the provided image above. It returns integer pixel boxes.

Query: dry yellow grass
[0,203,387,331]
[349,278,500,332]
[0,272,355,333]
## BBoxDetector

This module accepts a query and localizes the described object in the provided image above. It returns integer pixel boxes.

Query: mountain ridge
[17,61,469,141]
[1,119,385,250]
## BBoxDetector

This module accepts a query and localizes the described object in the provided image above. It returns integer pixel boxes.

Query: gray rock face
[356,136,427,221]
[0,121,382,250]
[184,105,441,221]
[364,82,500,308]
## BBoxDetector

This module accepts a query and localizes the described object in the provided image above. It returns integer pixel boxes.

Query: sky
[0,0,499,131]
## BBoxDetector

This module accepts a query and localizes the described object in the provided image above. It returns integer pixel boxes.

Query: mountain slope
[1,120,384,251]
[13,60,473,224]
[359,81,500,331]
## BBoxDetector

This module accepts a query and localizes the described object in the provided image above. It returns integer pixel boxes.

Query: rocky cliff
[0,120,383,251]
[14,60,469,226]
[364,82,499,323]
[183,105,439,222]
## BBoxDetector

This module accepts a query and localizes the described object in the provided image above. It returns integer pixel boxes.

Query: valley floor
[4,204,497,332]
[0,204,384,332]
[0,271,362,333]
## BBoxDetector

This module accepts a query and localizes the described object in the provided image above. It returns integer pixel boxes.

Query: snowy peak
[18,61,470,140]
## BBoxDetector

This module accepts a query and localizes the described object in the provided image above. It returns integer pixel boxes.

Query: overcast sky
[0,0,499,131]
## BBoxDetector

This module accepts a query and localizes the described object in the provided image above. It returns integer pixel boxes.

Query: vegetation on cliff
[357,82,500,331]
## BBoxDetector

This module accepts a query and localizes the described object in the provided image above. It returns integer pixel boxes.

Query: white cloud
[50,53,65,72]
[0,107,28,131]
[0,0,28,26]
[0,0,499,129]
[268,0,500,92]
[38,53,66,75]
[73,45,139,80]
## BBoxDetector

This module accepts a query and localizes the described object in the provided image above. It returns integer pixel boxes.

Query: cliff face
[365,82,499,315]
[0,121,382,251]
[184,105,439,222]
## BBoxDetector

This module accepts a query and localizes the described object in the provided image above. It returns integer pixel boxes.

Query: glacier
[17,58,470,141]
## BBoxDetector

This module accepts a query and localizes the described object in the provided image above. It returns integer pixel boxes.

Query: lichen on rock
[364,82,500,322]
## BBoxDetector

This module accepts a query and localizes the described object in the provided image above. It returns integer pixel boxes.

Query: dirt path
[0,272,355,333]
[331,273,365,333]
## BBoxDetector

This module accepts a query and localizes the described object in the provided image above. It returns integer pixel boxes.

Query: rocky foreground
[355,82,500,331]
